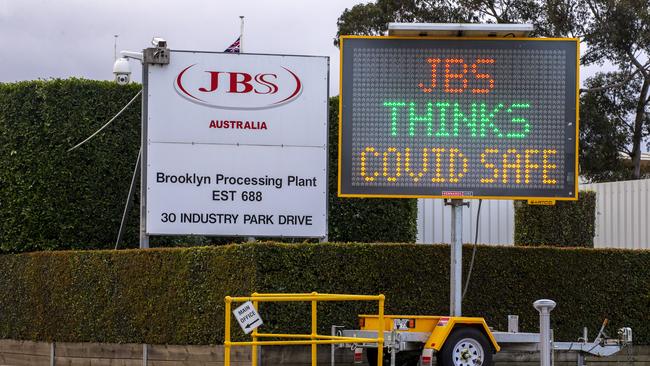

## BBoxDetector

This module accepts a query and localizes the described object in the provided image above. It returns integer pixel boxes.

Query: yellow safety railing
[224,292,385,366]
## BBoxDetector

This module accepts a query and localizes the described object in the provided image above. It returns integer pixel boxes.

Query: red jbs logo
[175,64,302,109]
[198,72,280,94]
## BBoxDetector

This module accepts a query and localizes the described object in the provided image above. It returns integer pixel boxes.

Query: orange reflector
[408,319,416,328]
[422,349,434,366]
[354,348,363,363]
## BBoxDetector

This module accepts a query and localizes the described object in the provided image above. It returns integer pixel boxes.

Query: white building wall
[416,179,650,249]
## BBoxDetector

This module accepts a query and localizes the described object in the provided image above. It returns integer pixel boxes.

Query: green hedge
[0,80,416,252]
[0,80,142,252]
[1,243,648,344]
[514,191,597,247]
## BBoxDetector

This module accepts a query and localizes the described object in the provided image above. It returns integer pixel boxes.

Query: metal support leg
[577,327,587,366]
[447,199,467,316]
[331,325,344,366]
[534,299,557,366]
[390,334,397,366]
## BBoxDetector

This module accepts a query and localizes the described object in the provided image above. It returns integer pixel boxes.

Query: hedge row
[0,243,648,344]
[515,191,597,247]
[0,80,142,252]
[0,80,417,252]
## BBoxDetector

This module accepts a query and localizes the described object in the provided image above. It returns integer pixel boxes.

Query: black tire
[366,348,421,366]
[437,327,493,366]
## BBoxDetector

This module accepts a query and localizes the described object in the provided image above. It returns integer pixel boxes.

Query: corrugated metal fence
[582,179,650,249]
[417,179,650,249]
[417,199,514,245]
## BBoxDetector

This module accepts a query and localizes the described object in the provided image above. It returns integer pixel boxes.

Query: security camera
[152,37,167,48]
[112,57,131,85]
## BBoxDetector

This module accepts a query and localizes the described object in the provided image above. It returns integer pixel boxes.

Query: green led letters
[408,102,434,136]
[384,100,531,138]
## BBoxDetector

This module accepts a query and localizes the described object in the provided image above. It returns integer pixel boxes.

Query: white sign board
[145,51,328,237]
[233,301,263,334]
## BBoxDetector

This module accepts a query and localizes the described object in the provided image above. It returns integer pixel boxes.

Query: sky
[0,0,608,95]
[0,0,364,94]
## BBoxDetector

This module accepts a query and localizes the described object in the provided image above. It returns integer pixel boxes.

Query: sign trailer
[338,32,580,318]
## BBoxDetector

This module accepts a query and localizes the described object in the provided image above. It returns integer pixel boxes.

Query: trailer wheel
[437,327,493,366]
[366,348,421,366]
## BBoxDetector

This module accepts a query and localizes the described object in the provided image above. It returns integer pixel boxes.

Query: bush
[514,190,596,247]
[0,81,417,252]
[0,243,648,345]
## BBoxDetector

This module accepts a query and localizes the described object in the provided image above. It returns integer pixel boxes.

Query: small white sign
[233,301,263,334]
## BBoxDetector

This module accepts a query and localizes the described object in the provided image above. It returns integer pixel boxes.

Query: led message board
[339,37,579,200]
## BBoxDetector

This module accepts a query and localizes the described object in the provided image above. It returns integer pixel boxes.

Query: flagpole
[239,16,244,53]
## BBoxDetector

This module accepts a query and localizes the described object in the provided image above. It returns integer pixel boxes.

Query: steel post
[533,299,556,366]
[225,297,232,366]
[252,297,259,366]
[139,62,149,249]
[508,315,519,333]
[311,293,318,366]
[331,326,337,366]
[449,199,463,316]
[142,344,148,366]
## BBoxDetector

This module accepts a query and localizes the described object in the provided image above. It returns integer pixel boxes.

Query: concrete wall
[1,339,647,366]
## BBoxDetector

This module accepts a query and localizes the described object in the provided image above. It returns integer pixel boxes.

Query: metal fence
[582,179,650,249]
[417,199,514,245]
[417,179,650,249]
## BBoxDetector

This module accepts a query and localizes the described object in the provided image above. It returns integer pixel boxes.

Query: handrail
[224,292,385,366]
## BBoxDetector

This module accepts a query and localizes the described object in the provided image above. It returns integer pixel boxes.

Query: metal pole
[311,293,318,366]
[390,332,397,366]
[225,297,232,366]
[239,16,245,53]
[449,199,463,316]
[50,342,55,366]
[115,148,141,249]
[330,326,337,366]
[377,295,385,366]
[252,297,259,366]
[577,327,587,366]
[113,35,118,61]
[139,63,149,249]
[533,299,556,366]
[142,344,148,366]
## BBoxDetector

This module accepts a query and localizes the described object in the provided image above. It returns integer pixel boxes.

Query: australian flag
[224,37,241,53]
